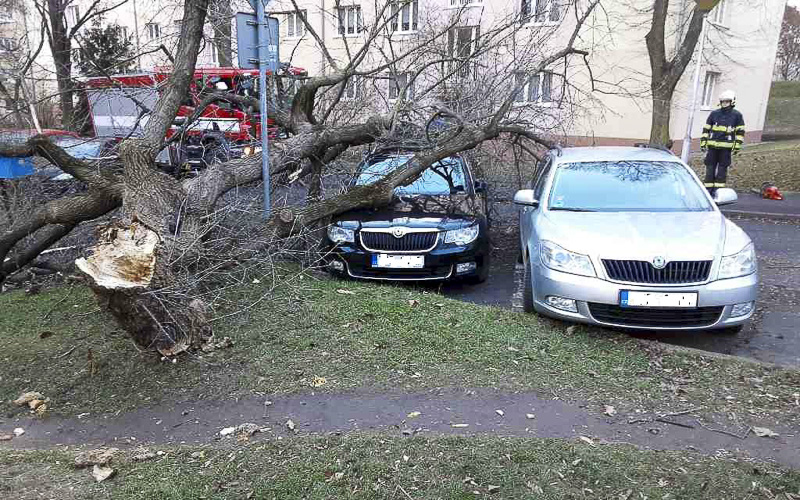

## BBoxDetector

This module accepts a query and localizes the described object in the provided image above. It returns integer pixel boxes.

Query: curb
[633,337,791,370]
[721,209,800,221]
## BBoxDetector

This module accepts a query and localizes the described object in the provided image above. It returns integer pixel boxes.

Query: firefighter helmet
[719,90,736,105]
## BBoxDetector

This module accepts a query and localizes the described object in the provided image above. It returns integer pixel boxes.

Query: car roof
[553,146,680,164]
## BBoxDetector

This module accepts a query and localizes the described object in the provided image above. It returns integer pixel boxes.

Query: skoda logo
[392,227,407,238]
[652,256,668,269]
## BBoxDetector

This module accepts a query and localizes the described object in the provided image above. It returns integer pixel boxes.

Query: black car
[325,150,490,283]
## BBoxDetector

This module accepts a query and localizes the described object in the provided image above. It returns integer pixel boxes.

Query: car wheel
[523,258,535,313]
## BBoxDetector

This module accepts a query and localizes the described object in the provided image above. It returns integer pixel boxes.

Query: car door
[519,155,553,259]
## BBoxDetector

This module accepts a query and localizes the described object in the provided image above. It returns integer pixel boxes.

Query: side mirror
[474,179,488,193]
[714,188,738,206]
[514,189,539,208]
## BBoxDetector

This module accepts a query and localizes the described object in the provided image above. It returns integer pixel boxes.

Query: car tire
[523,259,535,313]
[468,262,490,284]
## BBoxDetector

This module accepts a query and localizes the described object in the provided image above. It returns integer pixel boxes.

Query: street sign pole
[256,0,271,218]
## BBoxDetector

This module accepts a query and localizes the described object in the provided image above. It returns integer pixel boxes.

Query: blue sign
[236,12,279,71]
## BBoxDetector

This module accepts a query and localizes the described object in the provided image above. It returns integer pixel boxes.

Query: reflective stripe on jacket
[700,107,745,150]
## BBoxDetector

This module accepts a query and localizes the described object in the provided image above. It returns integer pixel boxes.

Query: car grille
[602,260,712,284]
[588,303,723,328]
[360,231,439,252]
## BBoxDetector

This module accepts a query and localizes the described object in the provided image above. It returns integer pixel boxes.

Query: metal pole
[256,0,271,218]
[681,13,709,164]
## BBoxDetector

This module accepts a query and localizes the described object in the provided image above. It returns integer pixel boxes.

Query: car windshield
[354,155,467,195]
[548,161,713,212]
[53,137,110,159]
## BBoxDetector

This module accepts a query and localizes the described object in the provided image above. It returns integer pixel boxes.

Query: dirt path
[4,389,798,468]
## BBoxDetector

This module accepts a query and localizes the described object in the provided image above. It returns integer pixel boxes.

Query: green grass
[691,140,800,191]
[769,81,800,99]
[1,278,799,422]
[2,436,799,499]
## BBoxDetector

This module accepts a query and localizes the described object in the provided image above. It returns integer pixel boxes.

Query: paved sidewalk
[721,191,800,219]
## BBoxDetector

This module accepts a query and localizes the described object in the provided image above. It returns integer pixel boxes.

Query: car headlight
[718,242,756,280]
[327,225,355,244]
[540,240,596,277]
[444,224,480,245]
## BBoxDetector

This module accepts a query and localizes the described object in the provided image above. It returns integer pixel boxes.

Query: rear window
[548,161,713,212]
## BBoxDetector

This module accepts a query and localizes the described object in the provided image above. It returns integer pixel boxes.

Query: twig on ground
[655,418,695,429]
[696,419,751,440]
[54,345,78,359]
[658,406,703,417]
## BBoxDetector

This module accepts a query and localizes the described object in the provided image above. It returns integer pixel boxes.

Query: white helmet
[719,90,736,105]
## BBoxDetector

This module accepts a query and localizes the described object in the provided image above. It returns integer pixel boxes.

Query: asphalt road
[436,206,800,368]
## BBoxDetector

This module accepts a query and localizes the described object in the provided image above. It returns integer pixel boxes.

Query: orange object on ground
[761,183,784,201]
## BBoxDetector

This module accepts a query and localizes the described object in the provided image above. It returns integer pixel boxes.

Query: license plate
[371,254,425,269]
[620,291,698,308]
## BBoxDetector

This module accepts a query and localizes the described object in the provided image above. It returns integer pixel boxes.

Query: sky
[791,0,799,7]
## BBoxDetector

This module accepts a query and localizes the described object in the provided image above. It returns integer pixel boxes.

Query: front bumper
[326,239,489,282]
[531,264,758,330]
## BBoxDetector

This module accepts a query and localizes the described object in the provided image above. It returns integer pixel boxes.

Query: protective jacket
[700,106,745,151]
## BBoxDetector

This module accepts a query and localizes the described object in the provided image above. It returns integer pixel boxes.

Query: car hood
[539,210,738,261]
[334,193,485,230]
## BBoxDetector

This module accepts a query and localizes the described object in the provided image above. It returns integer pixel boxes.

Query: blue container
[0,156,35,179]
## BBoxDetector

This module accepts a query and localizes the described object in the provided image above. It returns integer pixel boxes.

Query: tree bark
[47,0,75,130]
[646,0,704,146]
[210,0,233,67]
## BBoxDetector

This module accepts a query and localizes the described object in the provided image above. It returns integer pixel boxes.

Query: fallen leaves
[286,419,297,433]
[201,336,234,353]
[310,376,327,388]
[407,411,422,419]
[753,426,779,438]
[220,423,262,441]
[495,409,505,417]
[451,423,469,428]
[604,405,617,416]
[408,299,420,307]
[0,434,12,441]
[526,413,536,420]
[13,428,25,437]
[578,436,595,447]
[336,289,355,295]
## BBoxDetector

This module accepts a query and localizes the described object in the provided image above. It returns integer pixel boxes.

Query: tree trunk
[210,0,233,67]
[649,90,673,147]
[47,0,75,130]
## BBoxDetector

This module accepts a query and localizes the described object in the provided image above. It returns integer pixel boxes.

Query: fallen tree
[0,0,601,354]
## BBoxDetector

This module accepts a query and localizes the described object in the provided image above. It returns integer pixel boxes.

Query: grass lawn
[1,274,798,424]
[2,435,800,499]
[691,140,800,192]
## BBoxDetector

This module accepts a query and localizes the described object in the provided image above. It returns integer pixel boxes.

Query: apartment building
[265,0,785,148]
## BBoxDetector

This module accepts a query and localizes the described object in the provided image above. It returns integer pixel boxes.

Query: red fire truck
[82,65,305,173]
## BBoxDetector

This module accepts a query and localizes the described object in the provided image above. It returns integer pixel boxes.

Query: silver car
[515,146,757,332]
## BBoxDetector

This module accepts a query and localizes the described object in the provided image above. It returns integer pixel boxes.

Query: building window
[210,40,218,64]
[343,76,363,100]
[337,5,363,35]
[121,26,129,40]
[0,37,16,52]
[447,26,480,78]
[521,0,560,23]
[514,71,555,104]
[388,73,415,101]
[66,5,80,27]
[390,0,418,33]
[0,10,12,22]
[287,10,307,38]
[701,71,719,108]
[710,0,726,25]
[450,0,481,5]
[174,19,183,33]
[146,23,160,41]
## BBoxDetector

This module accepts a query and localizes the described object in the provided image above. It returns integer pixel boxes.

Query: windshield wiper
[549,207,598,212]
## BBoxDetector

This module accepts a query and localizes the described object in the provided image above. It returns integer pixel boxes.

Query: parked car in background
[325,148,490,283]
[515,146,757,332]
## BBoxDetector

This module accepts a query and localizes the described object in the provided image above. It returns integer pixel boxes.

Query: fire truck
[81,65,305,174]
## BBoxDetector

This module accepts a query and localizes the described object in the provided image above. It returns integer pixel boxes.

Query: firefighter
[700,90,745,196]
